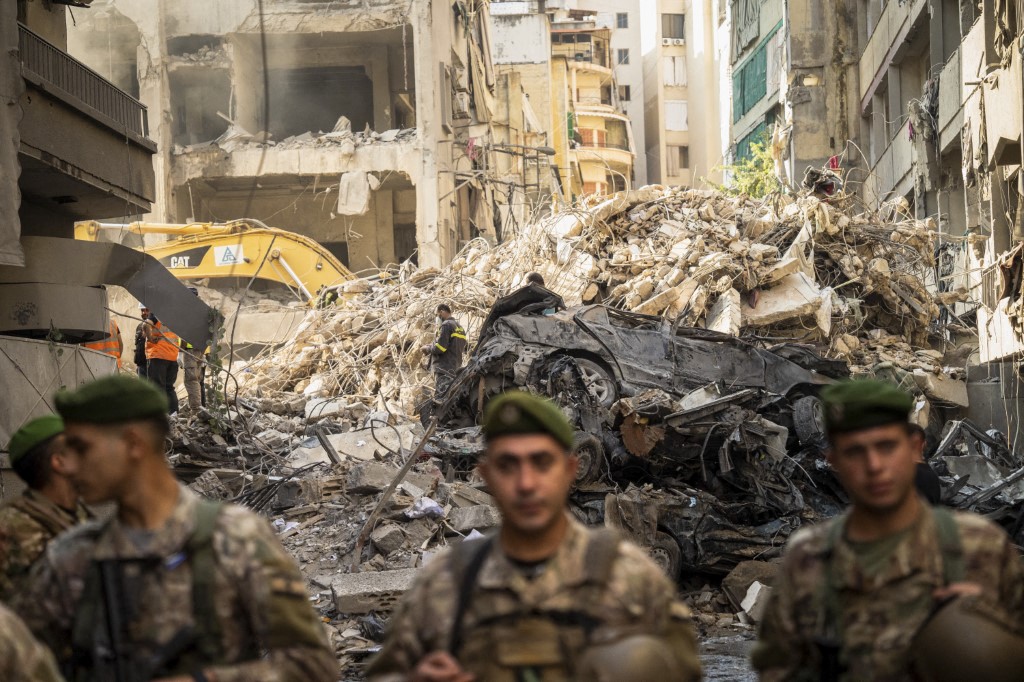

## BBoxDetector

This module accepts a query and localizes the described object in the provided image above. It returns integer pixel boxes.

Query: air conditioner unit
[672,39,685,46]
[661,38,672,46]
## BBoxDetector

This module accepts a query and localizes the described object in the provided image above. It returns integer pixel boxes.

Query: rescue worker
[133,304,149,378]
[0,415,91,601]
[144,311,180,414]
[366,391,702,681]
[422,304,467,397]
[82,316,123,369]
[179,287,206,412]
[0,601,63,682]
[751,379,1024,681]
[15,375,338,682]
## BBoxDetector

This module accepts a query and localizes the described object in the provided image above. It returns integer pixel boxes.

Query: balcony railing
[578,140,630,151]
[577,95,613,106]
[18,24,149,138]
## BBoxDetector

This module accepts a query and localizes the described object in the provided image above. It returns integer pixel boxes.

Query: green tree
[716,134,780,198]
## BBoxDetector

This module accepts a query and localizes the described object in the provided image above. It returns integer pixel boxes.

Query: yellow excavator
[75,219,354,306]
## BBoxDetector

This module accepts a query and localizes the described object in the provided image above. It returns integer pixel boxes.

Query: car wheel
[572,432,605,486]
[650,531,683,581]
[571,357,618,408]
[793,396,826,445]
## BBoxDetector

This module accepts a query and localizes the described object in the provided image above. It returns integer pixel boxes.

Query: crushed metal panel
[0,237,221,349]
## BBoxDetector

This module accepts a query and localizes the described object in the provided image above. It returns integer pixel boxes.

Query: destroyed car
[435,284,846,440]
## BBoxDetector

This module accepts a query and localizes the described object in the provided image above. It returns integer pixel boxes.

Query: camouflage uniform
[367,516,701,680]
[0,601,63,682]
[15,485,337,682]
[0,488,90,601]
[752,506,1024,681]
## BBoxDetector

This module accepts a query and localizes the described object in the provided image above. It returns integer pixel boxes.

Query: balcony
[16,24,156,220]
[19,25,149,139]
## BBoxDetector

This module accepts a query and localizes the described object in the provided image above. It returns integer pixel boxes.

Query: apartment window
[662,14,685,39]
[664,56,687,87]
[666,145,689,176]
[618,84,631,101]
[732,35,769,122]
[617,48,630,65]
[616,12,629,29]
[665,100,688,131]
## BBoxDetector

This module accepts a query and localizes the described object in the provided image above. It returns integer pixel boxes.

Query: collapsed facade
[69,0,541,271]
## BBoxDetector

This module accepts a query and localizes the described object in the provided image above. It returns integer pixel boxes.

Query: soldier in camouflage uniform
[752,379,1024,681]
[14,376,337,682]
[0,415,91,601]
[0,601,63,682]
[367,391,701,681]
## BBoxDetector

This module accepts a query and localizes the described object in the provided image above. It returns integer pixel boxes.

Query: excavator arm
[76,220,353,305]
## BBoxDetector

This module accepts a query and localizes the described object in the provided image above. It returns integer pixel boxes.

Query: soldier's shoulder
[787,519,835,553]
[42,518,107,568]
[949,508,1013,552]
[0,503,35,528]
[610,533,667,578]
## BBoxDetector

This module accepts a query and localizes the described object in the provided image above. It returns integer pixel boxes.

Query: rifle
[98,560,135,682]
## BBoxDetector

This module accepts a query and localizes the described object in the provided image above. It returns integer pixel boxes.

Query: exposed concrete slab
[912,370,969,407]
[741,273,822,327]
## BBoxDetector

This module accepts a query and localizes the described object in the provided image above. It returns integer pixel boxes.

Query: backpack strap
[930,505,964,585]
[819,514,847,640]
[447,536,494,657]
[187,499,224,662]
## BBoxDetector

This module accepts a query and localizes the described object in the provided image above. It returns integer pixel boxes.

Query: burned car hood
[476,284,565,346]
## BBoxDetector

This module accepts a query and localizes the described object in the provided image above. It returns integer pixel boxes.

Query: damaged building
[854,0,1024,446]
[68,0,540,271]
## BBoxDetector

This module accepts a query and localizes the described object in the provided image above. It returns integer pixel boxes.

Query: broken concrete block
[331,568,420,614]
[740,581,772,623]
[347,462,437,495]
[448,505,502,533]
[304,398,345,420]
[722,560,780,609]
[633,286,681,316]
[741,273,822,327]
[912,370,969,407]
[707,288,741,336]
[370,523,406,556]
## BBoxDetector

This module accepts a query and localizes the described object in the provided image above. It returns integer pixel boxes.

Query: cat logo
[159,246,208,270]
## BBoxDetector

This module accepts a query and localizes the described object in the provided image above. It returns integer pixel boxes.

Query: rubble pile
[167,185,1024,675]
[234,186,967,418]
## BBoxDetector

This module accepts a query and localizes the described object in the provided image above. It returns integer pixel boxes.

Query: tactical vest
[815,505,963,682]
[69,500,227,682]
[446,528,621,682]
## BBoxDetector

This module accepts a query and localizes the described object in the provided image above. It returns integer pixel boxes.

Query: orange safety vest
[83,318,123,368]
[145,320,180,362]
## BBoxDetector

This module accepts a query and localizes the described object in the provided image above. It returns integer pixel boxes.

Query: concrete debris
[447,505,502,533]
[157,185,1012,671]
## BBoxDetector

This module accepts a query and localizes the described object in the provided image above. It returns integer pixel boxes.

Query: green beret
[7,415,64,464]
[55,375,168,424]
[822,379,913,435]
[483,391,574,450]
